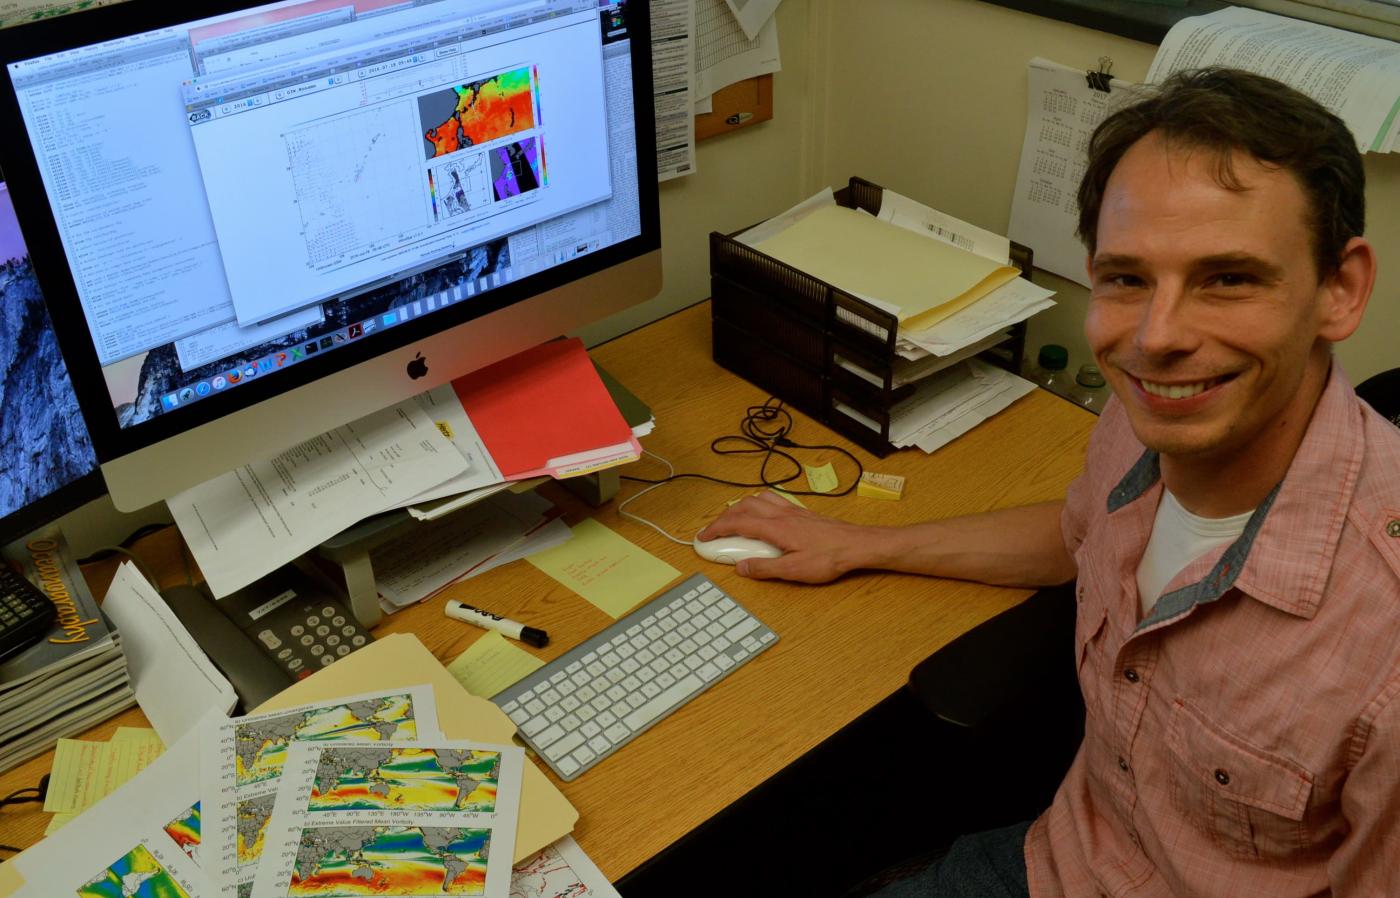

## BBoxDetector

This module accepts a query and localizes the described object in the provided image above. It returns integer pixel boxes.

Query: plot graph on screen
[284,104,424,268]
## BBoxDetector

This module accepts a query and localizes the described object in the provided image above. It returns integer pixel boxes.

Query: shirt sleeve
[1328,677,1400,894]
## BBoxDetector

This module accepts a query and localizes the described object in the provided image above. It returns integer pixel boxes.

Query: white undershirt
[1135,490,1253,616]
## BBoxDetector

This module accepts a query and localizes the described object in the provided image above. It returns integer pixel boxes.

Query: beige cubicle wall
[810,0,1400,385]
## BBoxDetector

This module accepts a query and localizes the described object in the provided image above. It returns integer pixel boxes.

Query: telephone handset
[159,563,373,712]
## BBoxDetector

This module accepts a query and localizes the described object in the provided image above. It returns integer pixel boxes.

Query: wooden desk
[0,301,1095,880]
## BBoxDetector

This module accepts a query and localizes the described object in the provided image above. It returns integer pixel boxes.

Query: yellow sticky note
[111,727,163,747]
[109,737,164,788]
[527,518,681,618]
[804,462,839,494]
[446,631,546,700]
[767,488,807,508]
[45,811,78,835]
[858,471,906,500]
[44,739,110,813]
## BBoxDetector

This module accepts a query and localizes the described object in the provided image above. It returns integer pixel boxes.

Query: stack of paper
[0,528,134,774]
[10,636,619,898]
[372,491,571,614]
[171,338,648,599]
[1152,8,1400,155]
[739,187,1051,454]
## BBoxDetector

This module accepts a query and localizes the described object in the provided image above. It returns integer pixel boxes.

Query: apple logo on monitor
[407,352,428,379]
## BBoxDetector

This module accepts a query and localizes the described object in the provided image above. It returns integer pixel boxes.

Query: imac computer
[0,0,660,513]
[0,177,104,549]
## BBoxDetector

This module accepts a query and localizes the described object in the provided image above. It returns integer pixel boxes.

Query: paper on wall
[169,401,467,597]
[251,739,524,898]
[695,0,780,99]
[653,0,698,181]
[1149,7,1400,154]
[724,0,782,42]
[202,686,442,897]
[1008,57,1135,287]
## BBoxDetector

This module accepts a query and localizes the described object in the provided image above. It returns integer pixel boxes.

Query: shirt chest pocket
[1167,699,1314,860]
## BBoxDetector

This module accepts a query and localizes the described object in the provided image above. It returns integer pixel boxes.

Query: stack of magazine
[0,527,134,773]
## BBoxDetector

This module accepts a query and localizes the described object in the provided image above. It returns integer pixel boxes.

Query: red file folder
[450,337,640,481]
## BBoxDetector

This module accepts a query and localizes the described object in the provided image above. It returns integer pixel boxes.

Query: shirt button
[1387,519,1400,538]
[1124,668,1140,683]
[1215,768,1231,786]
[1118,756,1129,772]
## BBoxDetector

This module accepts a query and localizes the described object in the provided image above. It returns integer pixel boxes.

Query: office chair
[1356,367,1400,428]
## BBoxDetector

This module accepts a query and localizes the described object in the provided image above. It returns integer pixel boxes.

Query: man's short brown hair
[1076,67,1365,278]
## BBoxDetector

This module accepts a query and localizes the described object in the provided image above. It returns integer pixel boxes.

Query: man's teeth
[1141,379,1212,400]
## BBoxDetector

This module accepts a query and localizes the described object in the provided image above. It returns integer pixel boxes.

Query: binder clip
[1086,57,1114,93]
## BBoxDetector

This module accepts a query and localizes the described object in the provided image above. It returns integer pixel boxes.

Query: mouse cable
[620,399,864,497]
[616,451,694,546]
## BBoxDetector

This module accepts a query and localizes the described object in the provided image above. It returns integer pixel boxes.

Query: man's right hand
[695,491,886,583]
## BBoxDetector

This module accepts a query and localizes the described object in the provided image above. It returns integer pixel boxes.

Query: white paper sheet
[653,0,698,181]
[203,686,443,897]
[510,835,621,898]
[884,360,1037,452]
[100,563,237,744]
[1008,58,1135,287]
[373,492,558,610]
[398,384,504,507]
[898,276,1057,358]
[250,739,525,898]
[723,0,781,42]
[14,711,217,893]
[876,189,1011,265]
[733,186,834,246]
[1149,7,1400,153]
[170,401,467,598]
[695,0,780,99]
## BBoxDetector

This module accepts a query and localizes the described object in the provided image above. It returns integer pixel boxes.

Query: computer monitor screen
[0,177,103,545]
[0,0,659,510]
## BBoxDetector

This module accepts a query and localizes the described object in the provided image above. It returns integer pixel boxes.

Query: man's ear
[1318,236,1375,342]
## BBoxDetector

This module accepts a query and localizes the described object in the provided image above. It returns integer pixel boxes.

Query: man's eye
[1208,272,1253,288]
[1102,274,1143,289]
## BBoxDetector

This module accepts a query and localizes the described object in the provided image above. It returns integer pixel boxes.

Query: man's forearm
[856,501,1077,588]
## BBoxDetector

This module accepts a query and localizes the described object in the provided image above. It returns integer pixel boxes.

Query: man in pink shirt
[700,68,1400,896]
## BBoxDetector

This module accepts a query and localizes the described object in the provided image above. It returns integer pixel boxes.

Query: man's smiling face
[1085,131,1341,464]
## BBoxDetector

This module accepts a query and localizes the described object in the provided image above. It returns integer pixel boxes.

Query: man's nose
[1134,283,1199,357]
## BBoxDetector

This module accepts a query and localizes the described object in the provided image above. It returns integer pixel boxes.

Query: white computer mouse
[692,535,784,565]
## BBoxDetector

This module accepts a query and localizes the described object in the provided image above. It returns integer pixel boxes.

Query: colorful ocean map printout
[204,687,442,898]
[250,740,523,898]
[13,713,215,898]
[419,68,535,160]
[163,802,202,860]
[508,836,620,898]
[75,843,191,898]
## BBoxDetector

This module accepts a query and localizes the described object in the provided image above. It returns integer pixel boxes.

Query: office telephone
[160,563,373,712]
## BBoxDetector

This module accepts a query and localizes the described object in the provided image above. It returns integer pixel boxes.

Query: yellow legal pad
[754,205,1020,329]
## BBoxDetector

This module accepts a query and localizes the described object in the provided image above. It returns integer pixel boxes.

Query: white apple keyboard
[494,573,777,780]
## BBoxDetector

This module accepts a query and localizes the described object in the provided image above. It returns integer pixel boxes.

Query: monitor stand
[313,469,619,627]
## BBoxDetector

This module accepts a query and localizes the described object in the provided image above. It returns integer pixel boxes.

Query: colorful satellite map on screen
[420,67,535,159]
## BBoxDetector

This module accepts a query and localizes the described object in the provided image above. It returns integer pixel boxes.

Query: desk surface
[0,300,1095,880]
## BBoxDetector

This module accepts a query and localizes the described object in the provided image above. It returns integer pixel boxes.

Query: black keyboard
[0,566,56,663]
